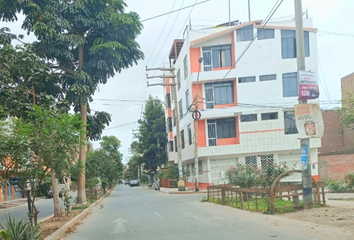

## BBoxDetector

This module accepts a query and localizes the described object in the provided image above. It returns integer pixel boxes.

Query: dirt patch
[279,205,354,233]
[39,210,84,239]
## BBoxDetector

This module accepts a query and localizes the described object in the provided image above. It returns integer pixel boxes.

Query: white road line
[154,212,164,219]
[143,202,148,206]
[136,197,140,200]
[213,216,226,220]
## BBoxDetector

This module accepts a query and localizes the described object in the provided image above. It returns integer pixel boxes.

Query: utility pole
[248,0,251,22]
[294,0,312,209]
[146,67,185,191]
[228,0,231,26]
[193,57,203,192]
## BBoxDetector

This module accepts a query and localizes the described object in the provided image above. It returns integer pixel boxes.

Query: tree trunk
[77,43,87,204]
[51,170,62,217]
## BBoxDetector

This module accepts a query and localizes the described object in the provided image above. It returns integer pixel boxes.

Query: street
[0,198,57,226]
[67,186,352,240]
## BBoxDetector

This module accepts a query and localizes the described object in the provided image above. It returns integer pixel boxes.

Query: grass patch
[207,197,304,214]
[328,198,354,201]
[72,205,89,211]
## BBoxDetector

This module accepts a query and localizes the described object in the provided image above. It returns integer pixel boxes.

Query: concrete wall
[319,153,354,181]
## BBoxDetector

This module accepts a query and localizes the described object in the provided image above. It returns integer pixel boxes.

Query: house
[163,18,321,189]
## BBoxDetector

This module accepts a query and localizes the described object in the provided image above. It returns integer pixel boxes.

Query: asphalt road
[0,198,58,226]
[66,185,353,240]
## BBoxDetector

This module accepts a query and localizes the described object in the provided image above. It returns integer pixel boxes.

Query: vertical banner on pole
[295,103,324,138]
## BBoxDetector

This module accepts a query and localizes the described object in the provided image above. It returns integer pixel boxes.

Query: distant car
[118,180,123,184]
[47,184,66,198]
[125,180,129,185]
[129,179,140,187]
[153,179,160,191]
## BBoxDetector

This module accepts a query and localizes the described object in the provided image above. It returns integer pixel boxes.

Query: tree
[85,136,123,191]
[1,106,83,223]
[133,96,168,173]
[340,92,354,127]
[0,0,144,203]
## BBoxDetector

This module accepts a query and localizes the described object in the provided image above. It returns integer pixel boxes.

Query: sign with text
[298,70,319,100]
[295,103,324,138]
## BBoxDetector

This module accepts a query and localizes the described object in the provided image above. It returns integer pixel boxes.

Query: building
[163,18,321,189]
[318,72,354,181]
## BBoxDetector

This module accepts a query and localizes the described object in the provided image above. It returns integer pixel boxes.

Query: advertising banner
[295,103,324,138]
[298,70,319,100]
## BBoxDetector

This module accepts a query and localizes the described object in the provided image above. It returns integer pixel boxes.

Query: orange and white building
[163,18,321,189]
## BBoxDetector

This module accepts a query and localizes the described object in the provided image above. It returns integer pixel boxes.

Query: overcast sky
[3,0,354,163]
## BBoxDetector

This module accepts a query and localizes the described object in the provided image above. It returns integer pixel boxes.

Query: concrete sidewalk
[0,197,44,210]
[159,187,207,194]
[325,192,354,209]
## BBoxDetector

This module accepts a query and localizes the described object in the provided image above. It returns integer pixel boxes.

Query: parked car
[153,179,160,191]
[129,179,140,187]
[47,184,66,198]
[125,180,129,185]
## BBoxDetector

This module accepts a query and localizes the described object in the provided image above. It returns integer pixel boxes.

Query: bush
[325,180,351,193]
[158,166,179,180]
[140,174,149,184]
[0,215,41,240]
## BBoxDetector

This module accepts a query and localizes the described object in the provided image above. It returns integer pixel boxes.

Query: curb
[168,191,207,195]
[44,189,113,240]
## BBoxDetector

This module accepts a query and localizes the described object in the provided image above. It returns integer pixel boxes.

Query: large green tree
[134,96,168,173]
[0,0,144,203]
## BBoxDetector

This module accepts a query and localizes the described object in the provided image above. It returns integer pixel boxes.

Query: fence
[160,179,178,188]
[207,170,326,213]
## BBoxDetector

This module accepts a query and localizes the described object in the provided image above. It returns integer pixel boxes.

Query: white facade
[164,18,320,186]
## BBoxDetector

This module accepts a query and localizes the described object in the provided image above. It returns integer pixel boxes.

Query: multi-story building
[163,18,321,189]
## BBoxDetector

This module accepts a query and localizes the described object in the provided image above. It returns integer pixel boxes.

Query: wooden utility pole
[294,0,312,209]
[146,67,185,191]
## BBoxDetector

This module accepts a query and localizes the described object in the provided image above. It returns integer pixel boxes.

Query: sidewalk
[159,187,207,194]
[325,192,354,209]
[0,197,43,210]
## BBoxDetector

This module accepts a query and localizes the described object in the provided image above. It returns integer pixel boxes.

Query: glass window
[284,111,298,134]
[257,28,274,40]
[245,156,257,168]
[188,124,192,145]
[169,141,174,152]
[261,112,278,120]
[205,81,234,109]
[167,117,172,132]
[282,72,298,97]
[183,56,188,79]
[202,45,232,71]
[181,130,185,149]
[178,100,183,120]
[198,161,203,174]
[216,118,236,139]
[165,93,171,108]
[174,136,177,152]
[281,30,310,59]
[241,114,257,122]
[261,154,274,172]
[238,76,256,83]
[260,74,277,81]
[172,109,176,126]
[177,70,181,90]
[185,90,190,112]
[236,25,253,42]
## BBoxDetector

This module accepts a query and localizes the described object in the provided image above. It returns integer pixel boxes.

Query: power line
[317,54,331,103]
[146,0,178,66]
[318,30,354,38]
[141,0,210,22]
[149,0,186,68]
[104,121,137,130]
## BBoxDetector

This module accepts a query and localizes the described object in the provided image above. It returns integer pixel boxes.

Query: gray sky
[3,0,354,163]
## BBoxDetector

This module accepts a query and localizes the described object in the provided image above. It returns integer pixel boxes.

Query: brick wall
[318,153,354,181]
[341,72,354,101]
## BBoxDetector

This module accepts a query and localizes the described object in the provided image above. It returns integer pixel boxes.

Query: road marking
[143,202,148,206]
[136,197,140,200]
[112,218,128,234]
[185,213,221,227]
[154,212,164,219]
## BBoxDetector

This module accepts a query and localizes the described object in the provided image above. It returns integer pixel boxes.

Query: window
[205,81,234,109]
[257,28,274,40]
[198,161,203,174]
[245,156,257,168]
[181,130,185,149]
[167,117,172,132]
[188,124,192,145]
[183,56,188,79]
[238,76,256,83]
[172,109,176,126]
[281,30,310,59]
[282,72,298,97]
[260,74,276,81]
[202,45,232,71]
[241,114,257,122]
[236,25,253,42]
[284,111,298,134]
[312,164,316,170]
[165,93,171,108]
[185,90,190,112]
[169,141,174,152]
[177,70,181,90]
[216,118,236,139]
[174,136,177,152]
[261,154,274,172]
[178,100,183,120]
[261,112,278,120]
[186,164,190,176]
[171,85,174,102]
[191,163,195,174]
